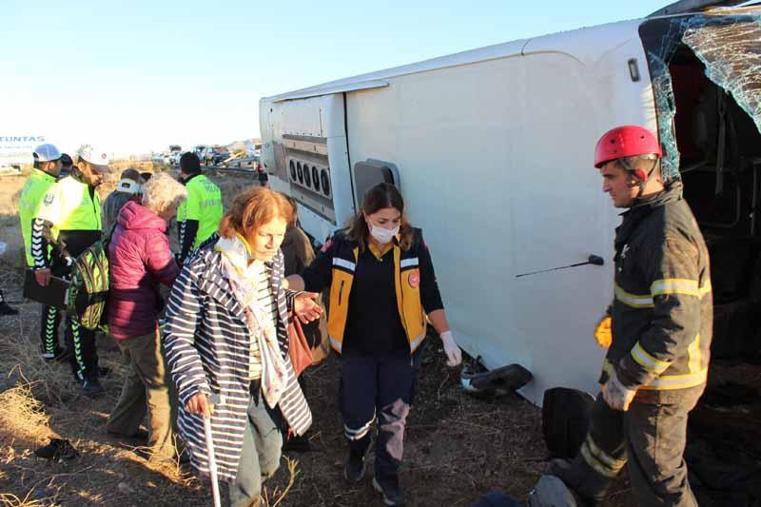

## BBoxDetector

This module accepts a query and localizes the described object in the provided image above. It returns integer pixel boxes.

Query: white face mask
[369,223,399,244]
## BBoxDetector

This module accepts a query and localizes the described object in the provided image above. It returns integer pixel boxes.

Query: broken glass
[682,17,761,135]
[641,11,761,182]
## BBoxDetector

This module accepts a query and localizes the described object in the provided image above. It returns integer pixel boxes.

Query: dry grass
[0,171,626,507]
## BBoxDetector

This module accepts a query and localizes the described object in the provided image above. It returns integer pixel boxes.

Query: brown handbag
[288,315,313,377]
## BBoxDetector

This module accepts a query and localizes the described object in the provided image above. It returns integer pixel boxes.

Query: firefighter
[288,183,462,506]
[19,143,63,358]
[551,125,712,506]
[33,144,111,396]
[175,152,223,264]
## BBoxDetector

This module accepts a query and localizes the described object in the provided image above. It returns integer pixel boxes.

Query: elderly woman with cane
[164,186,321,507]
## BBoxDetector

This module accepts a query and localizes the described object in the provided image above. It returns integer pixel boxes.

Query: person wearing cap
[18,143,63,358]
[102,168,143,234]
[32,144,111,396]
[175,152,223,265]
[550,126,712,506]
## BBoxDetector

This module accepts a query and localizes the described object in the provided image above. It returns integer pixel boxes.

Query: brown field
[0,167,648,506]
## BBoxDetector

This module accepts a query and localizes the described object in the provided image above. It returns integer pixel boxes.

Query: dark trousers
[49,258,99,381]
[340,352,418,482]
[567,386,704,506]
[39,262,67,355]
[39,303,63,355]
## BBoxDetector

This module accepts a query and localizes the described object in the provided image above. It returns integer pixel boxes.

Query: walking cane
[203,413,222,507]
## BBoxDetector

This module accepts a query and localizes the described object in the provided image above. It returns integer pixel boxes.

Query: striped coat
[164,246,312,481]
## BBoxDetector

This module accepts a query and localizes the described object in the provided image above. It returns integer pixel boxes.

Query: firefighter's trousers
[566,386,704,506]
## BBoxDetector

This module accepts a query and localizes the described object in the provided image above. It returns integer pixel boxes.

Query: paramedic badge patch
[408,271,420,288]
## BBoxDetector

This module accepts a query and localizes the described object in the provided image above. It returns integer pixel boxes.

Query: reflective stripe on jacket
[18,169,56,266]
[602,182,713,391]
[37,174,102,238]
[306,229,435,355]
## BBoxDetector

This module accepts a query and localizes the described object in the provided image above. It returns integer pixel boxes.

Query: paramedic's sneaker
[344,448,367,482]
[82,378,105,398]
[0,301,18,316]
[372,476,405,506]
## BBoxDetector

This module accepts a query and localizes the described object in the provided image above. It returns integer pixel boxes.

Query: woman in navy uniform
[287,182,462,506]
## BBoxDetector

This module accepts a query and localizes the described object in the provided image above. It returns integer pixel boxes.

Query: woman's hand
[440,330,463,367]
[294,292,323,323]
[185,393,213,418]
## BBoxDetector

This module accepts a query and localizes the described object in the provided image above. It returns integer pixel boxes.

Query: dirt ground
[9,166,753,507]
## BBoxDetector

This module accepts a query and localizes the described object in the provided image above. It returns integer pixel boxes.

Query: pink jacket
[107,201,179,340]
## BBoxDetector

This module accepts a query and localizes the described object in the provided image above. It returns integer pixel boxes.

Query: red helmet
[594,125,662,168]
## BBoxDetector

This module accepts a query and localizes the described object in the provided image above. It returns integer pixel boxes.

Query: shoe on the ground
[82,378,105,398]
[0,301,18,316]
[283,433,313,453]
[40,347,69,362]
[34,438,79,462]
[549,459,605,507]
[372,476,405,506]
[344,448,368,483]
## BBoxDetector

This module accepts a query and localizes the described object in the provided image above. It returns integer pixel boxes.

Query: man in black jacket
[552,126,712,507]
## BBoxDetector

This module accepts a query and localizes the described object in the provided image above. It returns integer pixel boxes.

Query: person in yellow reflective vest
[287,183,462,506]
[175,152,223,264]
[551,126,712,507]
[33,144,111,397]
[19,144,63,357]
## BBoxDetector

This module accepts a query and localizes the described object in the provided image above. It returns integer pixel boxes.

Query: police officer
[175,152,223,264]
[33,144,111,396]
[19,143,63,358]
[551,126,712,506]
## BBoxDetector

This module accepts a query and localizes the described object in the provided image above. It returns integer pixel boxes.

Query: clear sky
[1,0,670,157]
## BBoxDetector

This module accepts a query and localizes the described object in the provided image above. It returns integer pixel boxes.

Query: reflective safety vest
[18,169,57,266]
[37,175,102,239]
[327,233,427,354]
[177,174,223,248]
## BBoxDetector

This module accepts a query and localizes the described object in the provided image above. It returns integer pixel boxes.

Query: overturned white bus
[259,0,761,405]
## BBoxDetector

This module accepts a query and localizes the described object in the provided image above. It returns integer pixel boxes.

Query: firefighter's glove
[594,315,612,349]
[601,369,637,411]
[440,330,462,367]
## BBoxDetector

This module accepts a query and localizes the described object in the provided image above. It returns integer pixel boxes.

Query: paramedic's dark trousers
[340,353,417,482]
[51,257,99,382]
[39,263,67,356]
[563,386,704,506]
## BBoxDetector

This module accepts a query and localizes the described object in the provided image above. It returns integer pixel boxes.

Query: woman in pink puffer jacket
[105,172,188,463]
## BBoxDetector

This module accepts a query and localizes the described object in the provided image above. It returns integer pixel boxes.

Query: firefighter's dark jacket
[600,182,712,391]
[301,228,443,354]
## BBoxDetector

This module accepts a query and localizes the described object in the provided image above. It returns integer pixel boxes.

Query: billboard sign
[0,135,45,167]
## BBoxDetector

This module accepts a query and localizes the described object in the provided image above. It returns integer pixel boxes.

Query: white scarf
[215,234,287,408]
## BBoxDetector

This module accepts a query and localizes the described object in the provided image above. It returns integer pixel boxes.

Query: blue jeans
[229,394,283,507]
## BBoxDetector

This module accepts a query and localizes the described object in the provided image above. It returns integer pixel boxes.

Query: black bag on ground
[542,387,595,459]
